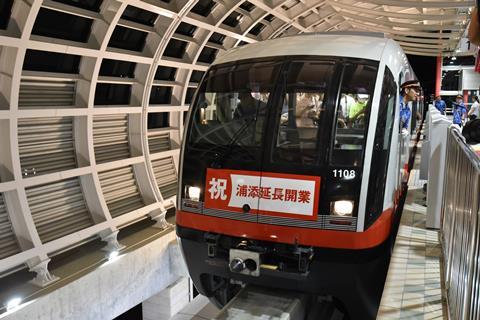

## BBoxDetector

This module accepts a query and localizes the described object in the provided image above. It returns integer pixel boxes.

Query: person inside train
[399,80,421,131]
[468,95,479,121]
[434,95,446,115]
[339,93,355,117]
[452,95,467,126]
[295,92,322,127]
[234,90,267,119]
[348,94,368,126]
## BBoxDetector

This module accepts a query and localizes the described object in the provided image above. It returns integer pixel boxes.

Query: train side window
[272,61,334,165]
[331,63,378,166]
[365,67,396,228]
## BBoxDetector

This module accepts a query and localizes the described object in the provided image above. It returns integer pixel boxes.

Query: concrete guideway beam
[1,231,187,320]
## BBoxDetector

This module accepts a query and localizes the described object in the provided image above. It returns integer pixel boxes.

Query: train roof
[213,32,416,83]
[214,33,393,65]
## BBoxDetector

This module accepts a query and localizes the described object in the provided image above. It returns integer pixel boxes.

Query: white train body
[176,33,419,319]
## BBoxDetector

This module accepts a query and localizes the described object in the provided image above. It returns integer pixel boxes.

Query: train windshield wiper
[211,117,256,168]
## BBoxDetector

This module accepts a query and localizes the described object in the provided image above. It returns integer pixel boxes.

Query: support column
[149,208,171,230]
[100,229,125,253]
[29,259,59,287]
[435,55,442,97]
[142,277,190,320]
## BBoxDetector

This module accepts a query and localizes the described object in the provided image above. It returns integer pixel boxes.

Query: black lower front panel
[177,225,391,320]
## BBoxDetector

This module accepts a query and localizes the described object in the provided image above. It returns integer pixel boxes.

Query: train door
[328,62,379,230]
[257,59,378,227]
[364,67,397,228]
[255,60,338,224]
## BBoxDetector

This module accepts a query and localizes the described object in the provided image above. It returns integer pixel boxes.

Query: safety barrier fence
[441,126,480,320]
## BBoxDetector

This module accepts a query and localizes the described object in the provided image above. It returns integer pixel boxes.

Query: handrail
[441,126,480,320]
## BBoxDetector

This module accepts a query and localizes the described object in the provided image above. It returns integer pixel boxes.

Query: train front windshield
[186,58,378,172]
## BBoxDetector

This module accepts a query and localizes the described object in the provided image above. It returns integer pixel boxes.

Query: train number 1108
[332,169,356,179]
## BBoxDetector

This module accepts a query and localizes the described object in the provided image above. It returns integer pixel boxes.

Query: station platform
[378,164,447,318]
[376,112,480,320]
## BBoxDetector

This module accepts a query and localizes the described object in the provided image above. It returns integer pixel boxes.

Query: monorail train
[176,33,418,319]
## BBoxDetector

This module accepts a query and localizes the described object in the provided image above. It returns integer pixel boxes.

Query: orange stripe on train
[176,208,394,250]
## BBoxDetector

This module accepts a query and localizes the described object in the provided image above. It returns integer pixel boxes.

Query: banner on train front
[204,168,320,221]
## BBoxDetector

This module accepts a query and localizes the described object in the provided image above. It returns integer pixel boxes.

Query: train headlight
[187,186,201,201]
[331,200,354,216]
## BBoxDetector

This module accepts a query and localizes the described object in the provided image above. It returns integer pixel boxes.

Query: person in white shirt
[468,95,480,120]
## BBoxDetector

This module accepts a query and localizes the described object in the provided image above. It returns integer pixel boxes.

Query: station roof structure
[303,0,474,56]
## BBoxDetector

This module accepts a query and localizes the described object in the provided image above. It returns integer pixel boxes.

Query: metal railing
[441,126,480,320]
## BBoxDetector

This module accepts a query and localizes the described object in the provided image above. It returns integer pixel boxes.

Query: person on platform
[468,95,480,121]
[434,95,446,115]
[399,80,421,131]
[452,95,467,126]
